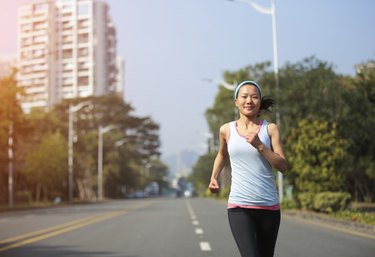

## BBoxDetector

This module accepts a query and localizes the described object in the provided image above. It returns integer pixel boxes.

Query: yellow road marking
[0,213,106,244]
[0,200,157,252]
[0,211,125,252]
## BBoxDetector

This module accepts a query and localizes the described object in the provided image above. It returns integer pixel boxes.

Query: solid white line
[200,241,212,251]
[195,228,204,235]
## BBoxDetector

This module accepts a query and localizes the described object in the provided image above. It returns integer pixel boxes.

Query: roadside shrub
[281,198,298,210]
[16,191,32,203]
[330,210,375,225]
[204,188,212,197]
[297,192,315,210]
[219,186,230,199]
[313,192,351,213]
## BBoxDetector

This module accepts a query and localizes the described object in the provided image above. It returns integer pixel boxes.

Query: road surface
[0,197,373,257]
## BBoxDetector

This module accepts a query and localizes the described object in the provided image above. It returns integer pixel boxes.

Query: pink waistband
[227,202,280,211]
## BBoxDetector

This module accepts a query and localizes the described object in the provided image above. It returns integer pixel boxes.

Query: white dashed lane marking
[185,199,197,220]
[195,228,204,235]
[186,199,213,252]
[200,241,212,251]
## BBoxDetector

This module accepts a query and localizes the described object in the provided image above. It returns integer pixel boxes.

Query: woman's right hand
[208,178,220,193]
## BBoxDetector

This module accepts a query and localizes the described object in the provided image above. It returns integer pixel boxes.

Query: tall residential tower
[17,0,122,112]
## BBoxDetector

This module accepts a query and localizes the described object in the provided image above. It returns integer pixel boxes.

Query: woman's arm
[246,123,287,173]
[208,124,229,193]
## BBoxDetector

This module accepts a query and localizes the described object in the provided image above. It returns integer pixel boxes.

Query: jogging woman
[208,80,287,257]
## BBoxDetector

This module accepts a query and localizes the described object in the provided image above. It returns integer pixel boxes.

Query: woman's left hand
[246,132,262,149]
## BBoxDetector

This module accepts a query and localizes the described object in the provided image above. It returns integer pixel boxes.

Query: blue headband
[233,81,262,99]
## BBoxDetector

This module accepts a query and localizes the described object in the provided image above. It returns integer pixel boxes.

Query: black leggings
[228,208,280,257]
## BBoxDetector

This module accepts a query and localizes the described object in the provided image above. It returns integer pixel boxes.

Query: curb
[282,210,375,238]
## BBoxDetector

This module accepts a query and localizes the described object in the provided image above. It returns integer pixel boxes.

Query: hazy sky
[1,0,374,158]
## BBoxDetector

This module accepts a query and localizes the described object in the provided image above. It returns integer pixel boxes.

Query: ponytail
[260,96,275,112]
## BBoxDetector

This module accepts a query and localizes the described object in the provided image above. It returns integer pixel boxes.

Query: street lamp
[115,138,129,147]
[68,101,91,203]
[202,78,236,91]
[97,124,119,201]
[203,76,238,128]
[228,0,283,202]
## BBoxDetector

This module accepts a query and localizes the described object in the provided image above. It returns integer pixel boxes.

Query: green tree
[190,152,216,195]
[0,70,24,204]
[16,108,66,201]
[23,132,68,202]
[288,119,348,193]
[49,93,162,200]
[74,130,97,200]
[338,64,375,201]
[279,56,346,137]
[145,159,169,194]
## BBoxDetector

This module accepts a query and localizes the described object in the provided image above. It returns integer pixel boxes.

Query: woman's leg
[254,210,280,257]
[228,208,259,257]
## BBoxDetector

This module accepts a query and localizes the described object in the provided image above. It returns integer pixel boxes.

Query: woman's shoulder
[265,121,280,136]
[219,122,229,132]
[219,122,234,136]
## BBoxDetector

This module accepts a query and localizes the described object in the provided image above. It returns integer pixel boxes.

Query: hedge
[298,191,351,213]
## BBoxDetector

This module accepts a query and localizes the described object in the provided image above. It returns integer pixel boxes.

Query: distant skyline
[1,0,374,157]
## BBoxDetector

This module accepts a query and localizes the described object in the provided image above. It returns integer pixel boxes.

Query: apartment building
[17,0,122,113]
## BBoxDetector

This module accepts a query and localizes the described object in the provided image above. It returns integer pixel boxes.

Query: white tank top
[227,120,279,206]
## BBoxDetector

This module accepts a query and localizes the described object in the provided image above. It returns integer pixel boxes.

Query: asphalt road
[0,197,373,257]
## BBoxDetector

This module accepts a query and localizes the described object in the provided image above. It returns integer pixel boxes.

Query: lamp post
[144,162,152,177]
[8,124,13,209]
[97,124,119,201]
[228,0,283,202]
[115,138,130,197]
[68,101,91,203]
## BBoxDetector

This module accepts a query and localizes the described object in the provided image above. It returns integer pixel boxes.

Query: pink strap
[256,120,263,133]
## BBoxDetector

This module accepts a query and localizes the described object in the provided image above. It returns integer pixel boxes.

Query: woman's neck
[237,115,259,129]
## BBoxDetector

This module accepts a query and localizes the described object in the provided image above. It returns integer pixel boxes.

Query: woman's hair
[260,96,275,112]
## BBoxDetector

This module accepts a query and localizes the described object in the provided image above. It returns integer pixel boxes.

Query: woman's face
[234,85,261,117]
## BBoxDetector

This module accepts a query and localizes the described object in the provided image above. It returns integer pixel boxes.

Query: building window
[62,49,73,59]
[78,48,88,57]
[62,4,72,11]
[78,62,88,70]
[34,21,46,30]
[78,19,89,29]
[78,76,88,86]
[78,33,89,44]
[34,3,47,12]
[22,38,32,47]
[78,3,89,16]
[21,24,32,32]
